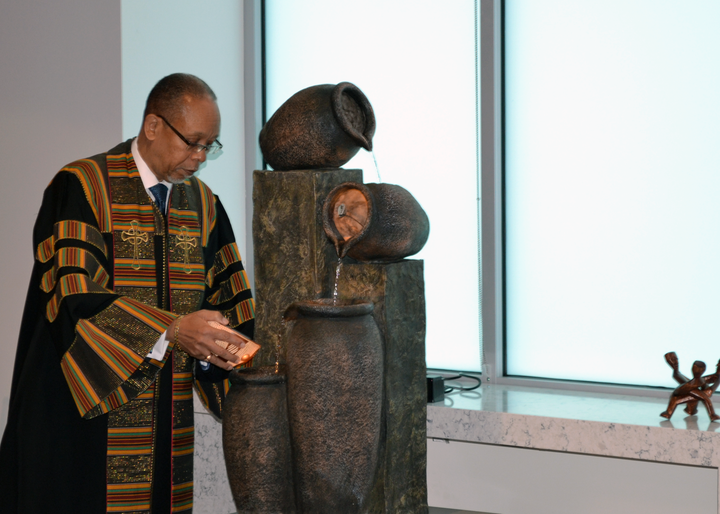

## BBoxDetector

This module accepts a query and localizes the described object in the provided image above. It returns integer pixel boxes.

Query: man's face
[147,94,221,184]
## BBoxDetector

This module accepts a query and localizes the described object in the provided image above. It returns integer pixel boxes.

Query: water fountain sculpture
[223,82,429,513]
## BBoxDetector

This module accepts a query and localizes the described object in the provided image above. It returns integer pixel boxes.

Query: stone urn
[283,299,383,513]
[222,366,296,514]
[259,82,376,171]
[322,182,430,262]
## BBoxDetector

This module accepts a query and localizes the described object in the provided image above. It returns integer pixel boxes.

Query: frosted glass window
[265,0,481,371]
[505,0,720,387]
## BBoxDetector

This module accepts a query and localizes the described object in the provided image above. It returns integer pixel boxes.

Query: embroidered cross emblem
[175,226,197,274]
[121,220,148,270]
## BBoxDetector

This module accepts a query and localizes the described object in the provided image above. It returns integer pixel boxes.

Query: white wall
[428,439,718,513]
[0,0,122,431]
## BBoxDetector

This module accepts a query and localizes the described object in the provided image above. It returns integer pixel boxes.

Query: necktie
[150,183,169,215]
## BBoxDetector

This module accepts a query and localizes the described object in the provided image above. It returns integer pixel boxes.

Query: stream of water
[371,150,381,183]
[333,257,343,305]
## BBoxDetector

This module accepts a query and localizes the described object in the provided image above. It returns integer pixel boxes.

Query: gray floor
[226,503,491,513]
[229,508,490,514]
[429,508,493,514]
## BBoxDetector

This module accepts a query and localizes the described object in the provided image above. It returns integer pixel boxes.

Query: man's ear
[143,114,160,141]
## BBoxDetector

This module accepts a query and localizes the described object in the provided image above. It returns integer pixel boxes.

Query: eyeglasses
[156,114,223,155]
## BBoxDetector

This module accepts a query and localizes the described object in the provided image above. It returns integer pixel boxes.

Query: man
[0,73,255,513]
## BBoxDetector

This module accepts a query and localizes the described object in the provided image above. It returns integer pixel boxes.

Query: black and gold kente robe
[0,139,254,513]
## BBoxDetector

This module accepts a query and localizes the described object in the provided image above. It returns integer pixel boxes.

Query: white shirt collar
[131,137,173,198]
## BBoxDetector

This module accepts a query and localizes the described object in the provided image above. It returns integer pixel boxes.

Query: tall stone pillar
[250,169,428,512]
[339,260,428,513]
[252,168,362,366]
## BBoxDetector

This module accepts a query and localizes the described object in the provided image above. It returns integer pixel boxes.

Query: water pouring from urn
[323,181,430,263]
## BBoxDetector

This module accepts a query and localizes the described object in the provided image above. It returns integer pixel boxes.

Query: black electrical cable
[442,373,481,394]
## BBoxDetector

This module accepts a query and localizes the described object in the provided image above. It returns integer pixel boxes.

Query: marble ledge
[193,391,236,514]
[426,383,720,468]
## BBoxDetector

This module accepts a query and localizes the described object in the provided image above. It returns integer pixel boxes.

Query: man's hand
[169,310,251,370]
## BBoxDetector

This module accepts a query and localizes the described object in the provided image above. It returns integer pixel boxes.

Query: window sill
[427,382,720,467]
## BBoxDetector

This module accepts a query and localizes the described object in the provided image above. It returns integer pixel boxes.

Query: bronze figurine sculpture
[660,352,720,421]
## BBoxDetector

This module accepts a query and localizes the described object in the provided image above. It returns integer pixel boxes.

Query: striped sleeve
[60,159,113,232]
[39,218,113,322]
[205,243,253,306]
[61,297,178,419]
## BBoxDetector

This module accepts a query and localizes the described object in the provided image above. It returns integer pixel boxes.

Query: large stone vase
[284,299,384,513]
[259,82,376,171]
[322,182,430,262]
[222,366,296,514]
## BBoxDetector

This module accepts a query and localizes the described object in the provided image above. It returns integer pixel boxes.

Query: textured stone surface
[259,83,375,171]
[285,300,383,513]
[223,367,295,514]
[339,260,429,513]
[323,183,430,262]
[252,168,362,367]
